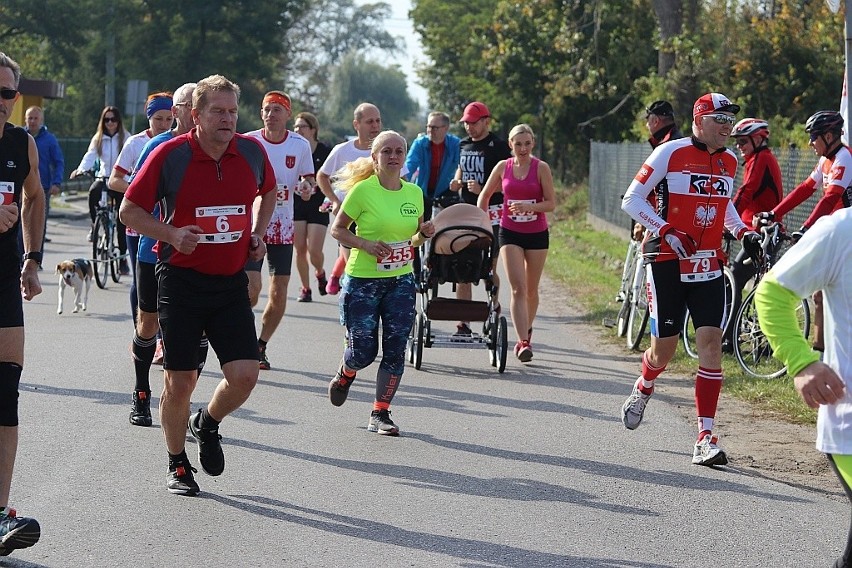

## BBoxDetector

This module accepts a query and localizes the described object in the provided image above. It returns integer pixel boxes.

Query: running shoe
[454,323,473,337]
[621,379,653,430]
[325,275,341,295]
[258,344,271,370]
[0,509,40,556]
[152,338,164,366]
[129,390,152,427]
[317,271,328,296]
[167,462,200,496]
[188,409,225,476]
[297,287,312,302]
[368,409,399,436]
[328,366,354,407]
[692,434,728,466]
[516,340,533,363]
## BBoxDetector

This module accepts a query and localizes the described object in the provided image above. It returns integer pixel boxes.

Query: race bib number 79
[679,250,721,282]
[195,205,248,244]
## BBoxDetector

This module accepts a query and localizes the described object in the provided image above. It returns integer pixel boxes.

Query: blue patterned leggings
[339,274,416,376]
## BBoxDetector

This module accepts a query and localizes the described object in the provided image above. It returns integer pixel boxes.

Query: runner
[120,74,276,495]
[326,130,434,435]
[755,208,852,568]
[620,92,763,465]
[0,50,43,557]
[449,102,511,336]
[476,124,555,362]
[292,112,332,302]
[244,91,315,370]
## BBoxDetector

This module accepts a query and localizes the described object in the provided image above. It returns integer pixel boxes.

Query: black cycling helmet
[805,110,844,135]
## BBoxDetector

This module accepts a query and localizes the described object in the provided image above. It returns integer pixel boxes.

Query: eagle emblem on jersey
[694,204,717,227]
[286,155,296,169]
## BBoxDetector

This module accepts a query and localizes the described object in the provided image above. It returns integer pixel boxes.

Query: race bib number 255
[195,205,248,244]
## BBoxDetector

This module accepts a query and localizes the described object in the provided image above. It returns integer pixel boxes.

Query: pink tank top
[500,157,548,233]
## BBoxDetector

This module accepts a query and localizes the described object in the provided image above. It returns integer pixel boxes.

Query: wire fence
[588,141,823,239]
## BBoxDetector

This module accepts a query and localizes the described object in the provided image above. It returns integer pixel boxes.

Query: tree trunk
[651,0,683,77]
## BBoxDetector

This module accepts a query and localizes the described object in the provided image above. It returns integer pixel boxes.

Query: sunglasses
[734,138,750,147]
[0,88,18,100]
[103,117,118,124]
[704,113,735,125]
[809,132,822,142]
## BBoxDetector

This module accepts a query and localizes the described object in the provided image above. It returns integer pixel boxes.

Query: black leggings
[88,179,127,254]
[828,454,852,568]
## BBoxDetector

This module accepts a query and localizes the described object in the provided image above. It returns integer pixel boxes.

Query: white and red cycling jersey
[773,144,852,229]
[622,137,749,263]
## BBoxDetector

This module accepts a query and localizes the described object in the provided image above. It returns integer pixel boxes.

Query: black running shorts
[647,260,725,339]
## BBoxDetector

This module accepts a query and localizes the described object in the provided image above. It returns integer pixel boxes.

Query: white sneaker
[621,380,652,430]
[692,434,728,466]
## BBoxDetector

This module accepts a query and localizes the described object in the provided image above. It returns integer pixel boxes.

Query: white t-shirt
[246,129,314,245]
[113,130,153,178]
[771,207,852,454]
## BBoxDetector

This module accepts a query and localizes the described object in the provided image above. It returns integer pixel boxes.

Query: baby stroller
[406,203,509,372]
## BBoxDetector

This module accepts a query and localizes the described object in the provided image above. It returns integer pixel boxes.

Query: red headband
[263,93,291,111]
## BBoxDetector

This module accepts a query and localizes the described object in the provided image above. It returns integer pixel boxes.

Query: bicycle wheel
[108,217,122,283]
[682,267,737,359]
[626,263,649,350]
[92,215,109,289]
[733,288,810,378]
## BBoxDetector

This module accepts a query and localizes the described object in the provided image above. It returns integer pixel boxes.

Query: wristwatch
[22,251,42,265]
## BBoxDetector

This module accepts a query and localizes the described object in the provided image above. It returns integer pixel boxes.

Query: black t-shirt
[459,132,512,206]
[0,123,30,259]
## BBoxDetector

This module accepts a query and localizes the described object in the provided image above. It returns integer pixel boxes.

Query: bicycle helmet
[731,118,769,140]
[805,110,844,135]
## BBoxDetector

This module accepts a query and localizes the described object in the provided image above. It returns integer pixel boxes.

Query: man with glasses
[754,110,852,353]
[0,51,44,556]
[405,111,461,220]
[448,102,511,337]
[620,93,763,466]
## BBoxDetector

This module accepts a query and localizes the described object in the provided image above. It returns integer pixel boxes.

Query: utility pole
[105,4,116,106]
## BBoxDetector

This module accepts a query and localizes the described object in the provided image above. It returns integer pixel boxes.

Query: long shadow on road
[208,493,676,568]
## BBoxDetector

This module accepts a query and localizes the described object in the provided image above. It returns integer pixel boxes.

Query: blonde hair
[334,130,407,191]
[508,123,535,141]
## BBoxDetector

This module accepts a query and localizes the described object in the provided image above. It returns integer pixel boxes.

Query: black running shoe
[0,509,40,556]
[367,409,399,436]
[129,390,152,427]
[328,367,354,407]
[167,462,200,496]
[188,409,225,476]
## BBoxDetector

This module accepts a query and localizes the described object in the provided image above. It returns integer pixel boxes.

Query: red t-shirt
[125,129,275,275]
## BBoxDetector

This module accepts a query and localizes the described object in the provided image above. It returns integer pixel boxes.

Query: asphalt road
[1,200,847,567]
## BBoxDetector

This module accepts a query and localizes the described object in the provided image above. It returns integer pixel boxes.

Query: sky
[354,0,428,108]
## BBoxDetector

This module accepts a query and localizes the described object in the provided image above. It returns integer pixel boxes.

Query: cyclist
[754,110,852,353]
[725,118,784,349]
[620,92,763,466]
[754,208,852,568]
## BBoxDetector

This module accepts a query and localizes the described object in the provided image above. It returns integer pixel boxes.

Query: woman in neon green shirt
[325,131,435,436]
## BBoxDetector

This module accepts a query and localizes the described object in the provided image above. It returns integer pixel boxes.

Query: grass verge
[546,182,817,426]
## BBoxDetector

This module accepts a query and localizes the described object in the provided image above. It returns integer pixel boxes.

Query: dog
[56,258,93,314]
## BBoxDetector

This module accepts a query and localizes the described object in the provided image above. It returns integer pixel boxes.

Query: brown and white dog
[56,258,93,314]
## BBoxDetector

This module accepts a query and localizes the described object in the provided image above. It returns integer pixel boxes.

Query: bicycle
[682,232,738,359]
[615,236,642,337]
[91,180,123,289]
[732,223,811,378]
[623,250,650,351]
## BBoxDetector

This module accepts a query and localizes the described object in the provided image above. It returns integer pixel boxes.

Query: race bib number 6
[195,205,248,244]
[377,240,414,271]
[679,250,721,282]
[0,181,14,206]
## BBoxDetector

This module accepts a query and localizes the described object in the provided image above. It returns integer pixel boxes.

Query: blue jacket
[404,133,460,198]
[27,125,64,190]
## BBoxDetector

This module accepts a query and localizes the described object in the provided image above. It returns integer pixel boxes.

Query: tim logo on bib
[399,202,419,217]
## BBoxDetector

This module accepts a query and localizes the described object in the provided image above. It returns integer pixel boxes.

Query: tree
[324,52,417,138]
